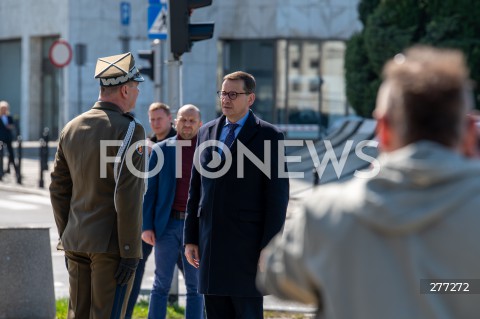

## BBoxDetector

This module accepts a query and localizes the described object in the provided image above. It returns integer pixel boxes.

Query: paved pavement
[0,158,51,196]
[0,142,317,317]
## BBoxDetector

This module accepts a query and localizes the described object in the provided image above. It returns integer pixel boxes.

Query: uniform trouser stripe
[110,285,127,319]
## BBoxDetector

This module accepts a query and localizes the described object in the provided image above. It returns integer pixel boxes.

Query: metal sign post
[152,40,163,102]
[120,2,132,53]
[166,52,182,113]
[75,44,87,115]
[147,2,180,301]
[147,0,168,103]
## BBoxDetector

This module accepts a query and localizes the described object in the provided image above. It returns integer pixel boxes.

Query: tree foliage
[346,0,480,117]
[357,0,380,26]
[345,33,377,117]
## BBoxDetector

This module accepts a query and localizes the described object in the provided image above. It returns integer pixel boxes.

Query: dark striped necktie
[224,123,239,148]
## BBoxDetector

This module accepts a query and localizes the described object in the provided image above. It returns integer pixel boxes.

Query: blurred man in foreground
[258,46,480,319]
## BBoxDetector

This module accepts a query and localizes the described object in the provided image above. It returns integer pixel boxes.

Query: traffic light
[168,0,215,59]
[137,50,155,81]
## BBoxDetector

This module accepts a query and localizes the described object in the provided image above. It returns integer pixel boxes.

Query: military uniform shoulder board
[122,112,135,120]
[123,112,143,126]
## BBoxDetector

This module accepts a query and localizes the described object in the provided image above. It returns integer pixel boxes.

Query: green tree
[364,0,423,75]
[421,0,480,105]
[345,33,377,117]
[345,0,480,117]
[357,0,381,26]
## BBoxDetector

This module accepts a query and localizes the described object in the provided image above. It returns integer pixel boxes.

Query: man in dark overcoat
[184,71,289,319]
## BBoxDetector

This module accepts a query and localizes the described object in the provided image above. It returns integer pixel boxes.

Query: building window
[221,40,275,123]
[309,78,319,92]
[220,39,350,131]
[291,81,301,92]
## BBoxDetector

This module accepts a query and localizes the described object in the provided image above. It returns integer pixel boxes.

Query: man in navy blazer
[142,104,204,319]
[184,71,290,319]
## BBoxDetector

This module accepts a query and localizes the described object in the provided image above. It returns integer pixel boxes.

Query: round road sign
[49,39,73,68]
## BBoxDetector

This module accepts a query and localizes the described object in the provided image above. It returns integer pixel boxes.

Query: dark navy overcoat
[184,111,289,297]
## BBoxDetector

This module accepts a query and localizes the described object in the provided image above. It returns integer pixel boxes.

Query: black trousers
[204,295,263,319]
[1,140,17,173]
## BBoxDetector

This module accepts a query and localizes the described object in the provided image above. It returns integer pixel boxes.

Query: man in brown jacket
[50,52,146,319]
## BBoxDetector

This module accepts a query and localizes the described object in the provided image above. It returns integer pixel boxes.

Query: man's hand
[258,249,267,273]
[114,258,139,286]
[142,230,156,246]
[185,244,200,268]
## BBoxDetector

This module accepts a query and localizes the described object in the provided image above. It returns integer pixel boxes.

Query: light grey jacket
[258,141,480,319]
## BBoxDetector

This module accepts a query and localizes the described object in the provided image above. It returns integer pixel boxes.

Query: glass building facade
[219,39,353,138]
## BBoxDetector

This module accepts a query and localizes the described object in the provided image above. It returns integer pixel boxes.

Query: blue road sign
[149,0,167,3]
[120,2,131,26]
[148,3,168,39]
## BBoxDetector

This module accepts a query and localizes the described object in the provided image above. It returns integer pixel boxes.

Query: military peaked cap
[94,52,144,87]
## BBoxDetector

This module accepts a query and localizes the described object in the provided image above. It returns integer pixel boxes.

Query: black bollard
[39,127,50,188]
[42,128,50,171]
[39,137,45,188]
[17,135,22,184]
[0,141,3,181]
[312,164,319,186]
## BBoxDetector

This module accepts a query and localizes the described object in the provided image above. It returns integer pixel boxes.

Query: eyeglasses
[217,91,249,100]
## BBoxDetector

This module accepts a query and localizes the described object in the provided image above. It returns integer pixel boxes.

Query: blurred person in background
[148,102,176,145]
[0,100,19,180]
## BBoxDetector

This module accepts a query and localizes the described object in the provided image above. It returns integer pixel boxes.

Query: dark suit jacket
[0,115,14,143]
[184,110,289,297]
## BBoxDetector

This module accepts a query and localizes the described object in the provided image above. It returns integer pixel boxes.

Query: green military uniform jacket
[50,102,146,258]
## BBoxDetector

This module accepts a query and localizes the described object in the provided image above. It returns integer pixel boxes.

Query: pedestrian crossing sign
[148,3,168,39]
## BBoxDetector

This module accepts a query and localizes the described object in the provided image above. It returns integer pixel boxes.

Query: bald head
[175,104,202,140]
[178,104,201,118]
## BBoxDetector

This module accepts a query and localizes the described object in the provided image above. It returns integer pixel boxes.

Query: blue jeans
[148,218,204,319]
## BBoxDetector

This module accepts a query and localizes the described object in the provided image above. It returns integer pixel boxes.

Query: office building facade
[0,0,361,140]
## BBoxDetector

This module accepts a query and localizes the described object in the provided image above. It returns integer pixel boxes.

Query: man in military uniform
[50,52,146,319]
